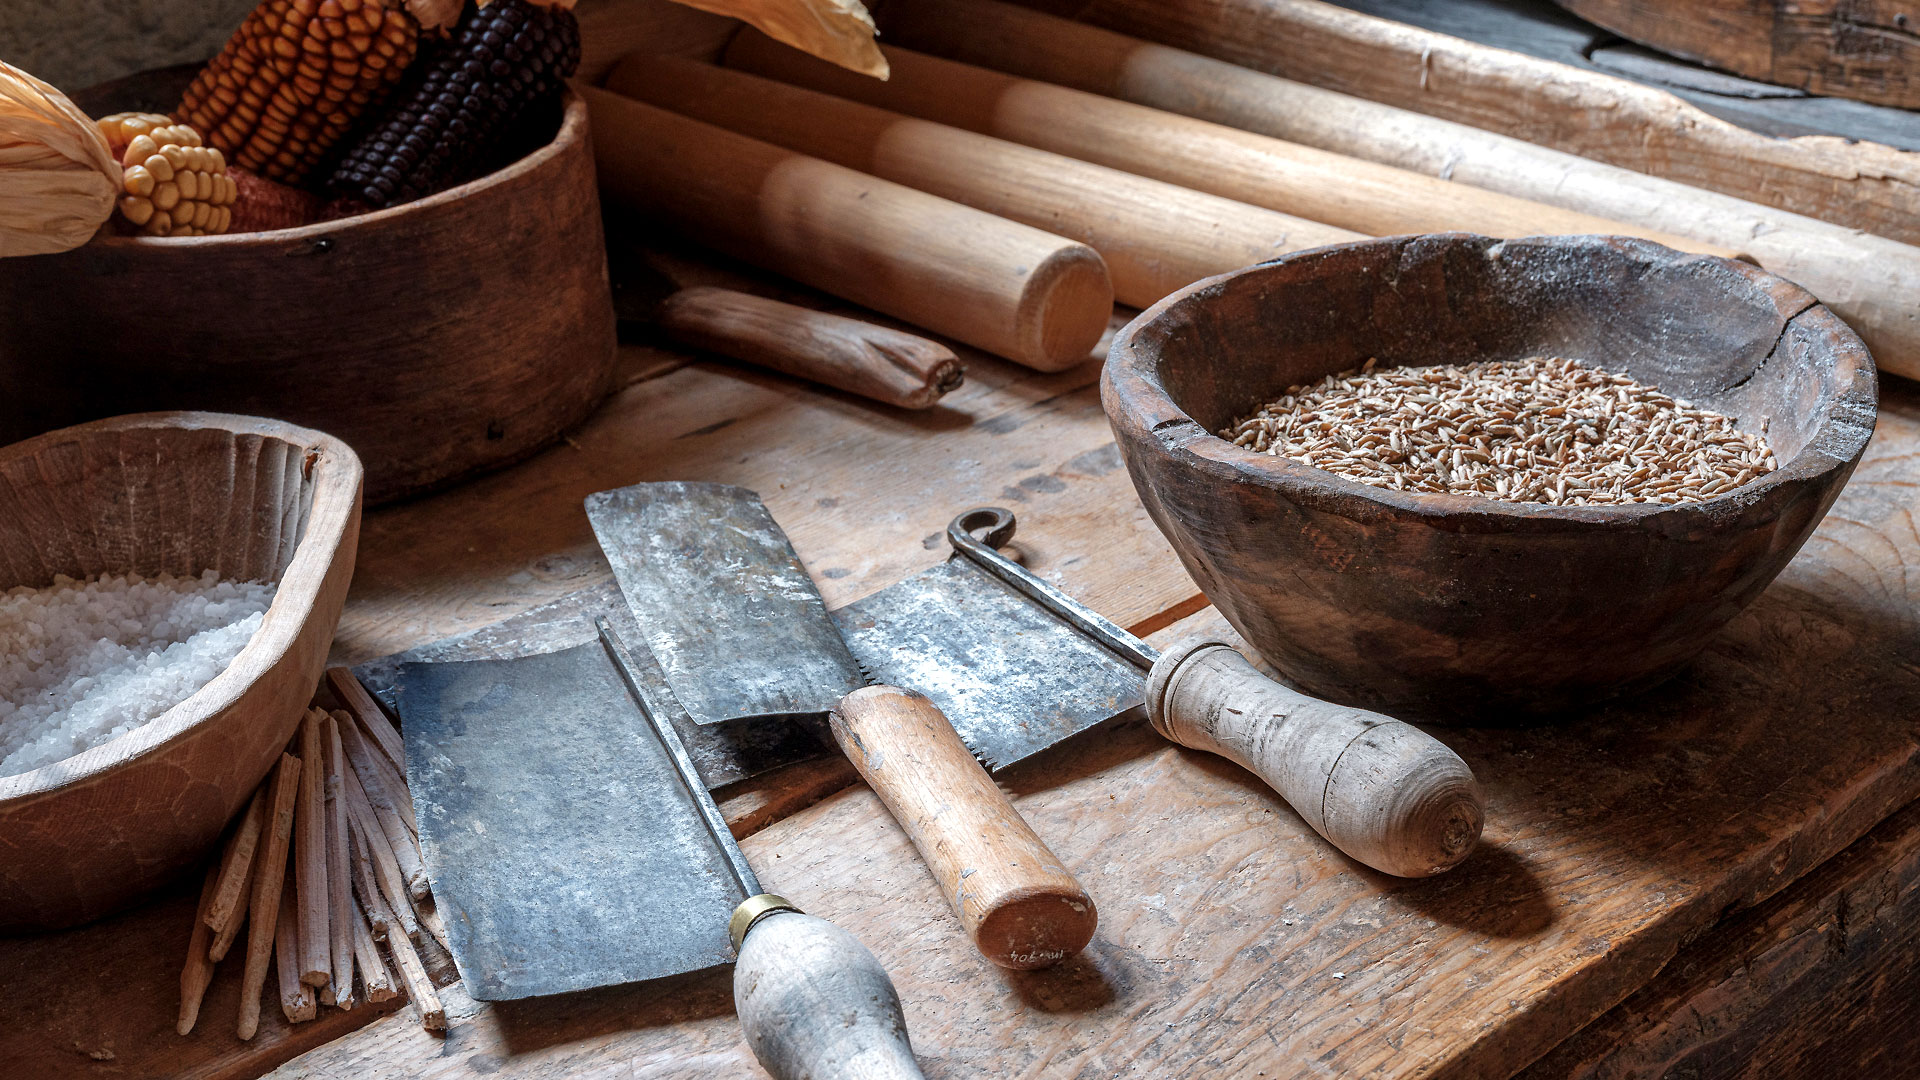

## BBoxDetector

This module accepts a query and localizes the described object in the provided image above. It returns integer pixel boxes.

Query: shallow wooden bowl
[1105,234,1877,722]
[0,413,361,931]
[0,84,615,506]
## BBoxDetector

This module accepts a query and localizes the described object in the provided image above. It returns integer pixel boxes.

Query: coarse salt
[0,570,276,778]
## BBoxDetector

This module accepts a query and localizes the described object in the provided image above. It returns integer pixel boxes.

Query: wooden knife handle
[734,905,925,1080]
[1147,641,1484,877]
[829,685,1097,969]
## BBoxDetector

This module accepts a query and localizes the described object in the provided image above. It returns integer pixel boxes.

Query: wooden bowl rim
[1107,234,1879,530]
[0,411,362,805]
[84,89,589,250]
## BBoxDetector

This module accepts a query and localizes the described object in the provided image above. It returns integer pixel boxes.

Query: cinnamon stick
[237,753,301,1041]
[325,716,357,1009]
[205,786,267,937]
[349,893,399,1003]
[295,710,330,989]
[177,863,220,1035]
[325,667,407,774]
[274,867,317,1023]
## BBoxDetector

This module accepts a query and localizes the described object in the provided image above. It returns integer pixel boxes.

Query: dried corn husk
[667,0,887,78]
[0,61,118,257]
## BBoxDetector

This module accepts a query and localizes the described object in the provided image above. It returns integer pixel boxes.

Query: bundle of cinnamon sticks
[178,668,448,1040]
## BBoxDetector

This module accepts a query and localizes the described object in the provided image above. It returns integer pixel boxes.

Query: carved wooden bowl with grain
[0,68,616,506]
[1104,234,1877,722]
[0,413,361,931]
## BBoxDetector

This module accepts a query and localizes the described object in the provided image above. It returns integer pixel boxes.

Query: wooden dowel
[340,745,429,902]
[580,83,1114,373]
[889,0,1920,381]
[176,863,220,1036]
[414,893,453,958]
[324,716,357,1009]
[295,710,330,989]
[348,825,398,941]
[325,667,408,774]
[238,753,302,1041]
[348,790,419,942]
[274,867,317,1023]
[657,286,966,410]
[383,916,446,1031]
[334,707,419,841]
[207,863,252,965]
[349,893,400,1003]
[604,56,1361,310]
[204,786,267,938]
[723,31,1726,258]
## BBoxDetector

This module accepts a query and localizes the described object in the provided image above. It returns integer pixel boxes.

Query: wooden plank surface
[7,297,1919,1078]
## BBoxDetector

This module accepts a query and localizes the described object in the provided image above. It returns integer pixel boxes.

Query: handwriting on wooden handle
[830,685,1097,969]
[1147,641,1484,877]
[735,908,925,1080]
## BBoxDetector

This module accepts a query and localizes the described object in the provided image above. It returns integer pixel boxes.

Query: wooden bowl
[0,83,616,506]
[1104,234,1877,722]
[0,413,361,931]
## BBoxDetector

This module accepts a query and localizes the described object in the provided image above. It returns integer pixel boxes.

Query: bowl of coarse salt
[1105,233,1876,722]
[0,412,360,930]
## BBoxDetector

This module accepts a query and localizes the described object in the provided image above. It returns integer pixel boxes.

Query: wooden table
[5,283,1919,1078]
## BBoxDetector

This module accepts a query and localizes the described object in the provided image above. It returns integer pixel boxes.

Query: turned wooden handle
[830,685,1097,969]
[657,287,964,410]
[734,906,925,1080]
[581,84,1112,372]
[1147,641,1484,877]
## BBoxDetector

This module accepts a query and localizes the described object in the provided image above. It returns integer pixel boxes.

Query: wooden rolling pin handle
[657,287,965,410]
[1147,641,1484,877]
[829,685,1097,969]
[734,907,926,1080]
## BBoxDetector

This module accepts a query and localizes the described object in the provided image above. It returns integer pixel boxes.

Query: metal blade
[833,556,1145,772]
[586,481,865,726]
[393,642,744,1000]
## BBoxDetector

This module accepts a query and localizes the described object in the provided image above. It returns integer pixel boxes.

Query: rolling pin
[721,31,1730,258]
[658,287,965,410]
[880,0,1920,382]
[601,57,1363,309]
[579,84,1111,372]
[831,686,1099,970]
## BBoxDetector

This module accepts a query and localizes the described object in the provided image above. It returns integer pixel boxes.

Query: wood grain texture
[1106,234,1876,719]
[0,413,362,932]
[721,29,1722,256]
[1555,0,1920,109]
[734,910,927,1080]
[603,54,1363,310]
[582,84,1114,372]
[658,286,965,410]
[831,686,1098,969]
[5,326,1920,1080]
[1043,0,1920,247]
[1523,794,1920,1079]
[0,92,616,505]
[888,0,1920,382]
[1147,640,1482,877]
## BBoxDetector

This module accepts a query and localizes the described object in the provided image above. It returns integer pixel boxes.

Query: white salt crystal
[0,570,277,778]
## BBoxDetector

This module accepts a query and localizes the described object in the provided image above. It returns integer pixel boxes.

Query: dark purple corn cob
[323,0,580,209]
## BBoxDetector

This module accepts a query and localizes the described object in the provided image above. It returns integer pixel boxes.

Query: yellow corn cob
[98,114,238,237]
[177,0,419,185]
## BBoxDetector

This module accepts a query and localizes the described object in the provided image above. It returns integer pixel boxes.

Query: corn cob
[228,165,322,232]
[97,113,238,237]
[322,0,581,210]
[176,0,422,186]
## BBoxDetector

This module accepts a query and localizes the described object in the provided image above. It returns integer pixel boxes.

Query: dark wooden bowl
[1104,234,1877,721]
[0,78,616,505]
